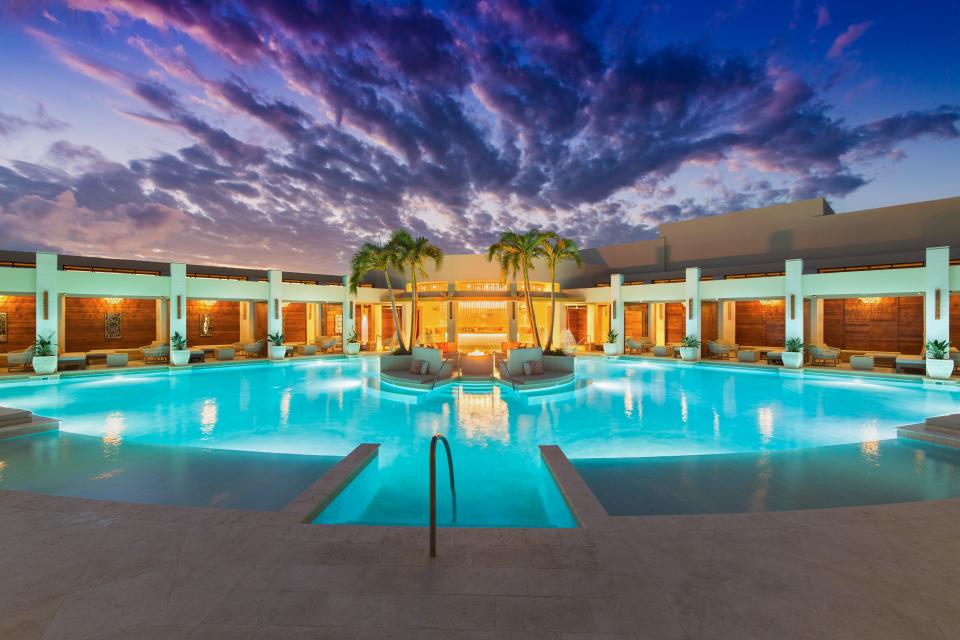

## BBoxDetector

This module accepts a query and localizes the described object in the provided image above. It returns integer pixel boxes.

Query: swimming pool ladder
[429,433,457,557]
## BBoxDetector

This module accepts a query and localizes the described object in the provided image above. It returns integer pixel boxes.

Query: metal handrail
[429,433,457,557]
[494,352,516,390]
[429,358,453,390]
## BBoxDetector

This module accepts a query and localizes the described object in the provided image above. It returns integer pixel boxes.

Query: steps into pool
[0,405,60,440]
[898,413,960,449]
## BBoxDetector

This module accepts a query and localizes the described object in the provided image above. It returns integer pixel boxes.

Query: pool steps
[898,413,960,449]
[0,405,60,440]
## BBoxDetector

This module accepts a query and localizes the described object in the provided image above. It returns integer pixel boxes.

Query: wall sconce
[935,288,941,320]
[177,295,182,319]
[687,297,693,319]
[859,297,881,305]
[43,291,49,320]
[104,297,122,306]
[759,299,780,306]
[790,294,796,320]
[274,299,279,319]
[612,300,617,320]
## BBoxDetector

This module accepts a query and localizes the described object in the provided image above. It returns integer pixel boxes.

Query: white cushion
[409,359,425,374]
[507,347,542,376]
[412,347,442,375]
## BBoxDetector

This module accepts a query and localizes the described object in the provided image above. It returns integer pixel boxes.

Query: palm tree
[391,231,444,348]
[349,234,407,352]
[487,229,545,348]
[540,233,583,352]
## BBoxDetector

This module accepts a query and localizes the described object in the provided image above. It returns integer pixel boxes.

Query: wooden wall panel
[65,298,157,352]
[735,300,784,346]
[0,295,36,351]
[322,303,343,337]
[565,306,587,343]
[282,302,307,343]
[665,302,685,343]
[821,297,923,354]
[951,294,960,344]
[382,305,398,346]
[253,301,268,343]
[186,300,239,346]
[700,301,718,355]
[624,303,648,340]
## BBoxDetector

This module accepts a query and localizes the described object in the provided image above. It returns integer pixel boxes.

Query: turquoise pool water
[0,357,958,525]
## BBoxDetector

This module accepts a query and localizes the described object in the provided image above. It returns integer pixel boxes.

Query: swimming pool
[0,357,958,525]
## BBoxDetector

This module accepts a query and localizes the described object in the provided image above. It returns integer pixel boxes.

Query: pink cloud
[828,21,872,59]
[815,5,831,30]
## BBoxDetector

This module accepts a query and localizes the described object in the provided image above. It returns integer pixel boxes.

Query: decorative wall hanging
[200,313,214,337]
[104,311,122,339]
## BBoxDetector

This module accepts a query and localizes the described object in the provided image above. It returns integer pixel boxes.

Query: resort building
[1,195,959,371]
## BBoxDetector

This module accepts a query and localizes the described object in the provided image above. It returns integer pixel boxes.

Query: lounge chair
[626,337,651,354]
[143,344,169,363]
[6,345,34,372]
[706,340,739,359]
[241,340,264,358]
[808,344,840,366]
[895,351,926,374]
[497,346,574,389]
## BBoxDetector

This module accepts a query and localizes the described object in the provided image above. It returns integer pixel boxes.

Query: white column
[718,301,737,344]
[684,267,701,342]
[784,259,804,342]
[239,302,254,342]
[611,273,625,354]
[169,262,187,343]
[268,270,283,338]
[155,298,167,343]
[584,304,595,346]
[34,252,59,352]
[925,247,950,344]
[341,275,354,345]
[652,303,666,345]
[808,297,823,346]
[306,304,318,344]
[508,301,519,342]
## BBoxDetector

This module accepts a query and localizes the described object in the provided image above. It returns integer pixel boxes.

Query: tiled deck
[3,489,960,638]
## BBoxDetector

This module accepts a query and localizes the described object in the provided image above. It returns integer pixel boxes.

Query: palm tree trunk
[383,270,407,352]
[409,272,418,349]
[522,266,541,347]
[544,264,557,352]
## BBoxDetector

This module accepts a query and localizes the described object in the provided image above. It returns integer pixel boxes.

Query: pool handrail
[429,433,457,557]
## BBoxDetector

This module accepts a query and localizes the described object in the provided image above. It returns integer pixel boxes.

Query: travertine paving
[3,489,960,640]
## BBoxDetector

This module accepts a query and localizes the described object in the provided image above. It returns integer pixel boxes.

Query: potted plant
[678,335,701,361]
[170,331,190,366]
[31,333,58,375]
[267,331,287,360]
[344,329,361,356]
[782,337,805,369]
[602,329,620,356]
[925,339,955,380]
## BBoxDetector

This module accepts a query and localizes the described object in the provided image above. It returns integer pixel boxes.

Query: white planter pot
[925,358,955,380]
[602,343,619,356]
[32,355,58,375]
[269,345,287,360]
[344,343,361,356]
[679,346,699,362]
[781,352,804,369]
[170,349,191,366]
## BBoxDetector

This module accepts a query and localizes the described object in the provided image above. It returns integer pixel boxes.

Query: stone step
[924,414,960,433]
[898,423,960,450]
[0,406,33,428]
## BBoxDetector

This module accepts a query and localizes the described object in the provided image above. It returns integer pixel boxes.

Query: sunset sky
[0,0,957,273]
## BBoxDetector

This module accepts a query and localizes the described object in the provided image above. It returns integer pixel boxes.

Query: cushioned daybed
[498,347,574,389]
[380,347,454,389]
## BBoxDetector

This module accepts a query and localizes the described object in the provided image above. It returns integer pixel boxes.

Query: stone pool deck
[3,488,960,639]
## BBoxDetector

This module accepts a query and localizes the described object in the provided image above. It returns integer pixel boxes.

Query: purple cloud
[828,21,873,59]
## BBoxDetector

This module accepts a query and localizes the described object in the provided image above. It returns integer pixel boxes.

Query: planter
[344,342,361,356]
[31,355,58,375]
[170,349,191,366]
[925,358,955,380]
[678,346,699,362]
[602,343,619,356]
[269,345,287,360]
[781,352,804,369]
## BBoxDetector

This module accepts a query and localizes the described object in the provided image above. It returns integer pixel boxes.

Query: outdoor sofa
[497,346,574,389]
[380,346,454,389]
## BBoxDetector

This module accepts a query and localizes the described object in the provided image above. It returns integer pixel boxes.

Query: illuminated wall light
[274,299,279,319]
[935,288,941,320]
[177,295,182,319]
[790,294,796,320]
[687,297,693,319]
[859,297,881,304]
[104,297,122,306]
[43,291,49,319]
